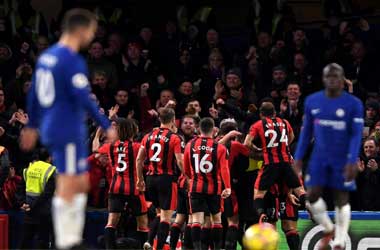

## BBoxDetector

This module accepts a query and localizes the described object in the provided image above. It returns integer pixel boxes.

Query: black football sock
[285,230,300,250]
[104,226,116,249]
[225,224,239,250]
[183,224,193,249]
[148,216,160,244]
[170,222,182,250]
[191,223,202,250]
[201,226,211,250]
[299,193,306,210]
[254,198,265,218]
[212,223,223,250]
[157,221,170,250]
[137,226,149,248]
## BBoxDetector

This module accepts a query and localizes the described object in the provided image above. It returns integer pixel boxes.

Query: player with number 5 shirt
[244,102,305,224]
[98,118,149,249]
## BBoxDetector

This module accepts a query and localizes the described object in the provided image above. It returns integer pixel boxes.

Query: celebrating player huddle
[21,7,365,250]
[96,106,306,250]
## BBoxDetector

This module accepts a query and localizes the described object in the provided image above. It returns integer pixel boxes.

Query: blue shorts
[49,141,89,175]
[305,157,356,191]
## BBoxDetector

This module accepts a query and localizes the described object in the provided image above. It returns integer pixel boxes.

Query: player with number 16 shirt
[183,118,231,250]
[184,137,230,195]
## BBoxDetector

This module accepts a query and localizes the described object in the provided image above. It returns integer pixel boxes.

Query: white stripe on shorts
[65,143,76,175]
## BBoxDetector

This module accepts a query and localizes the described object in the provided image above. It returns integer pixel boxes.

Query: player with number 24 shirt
[244,102,305,223]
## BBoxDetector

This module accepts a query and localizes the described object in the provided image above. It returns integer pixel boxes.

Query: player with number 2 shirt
[244,102,305,223]
[136,108,185,250]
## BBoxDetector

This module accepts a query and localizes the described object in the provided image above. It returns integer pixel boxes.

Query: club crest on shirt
[336,108,345,117]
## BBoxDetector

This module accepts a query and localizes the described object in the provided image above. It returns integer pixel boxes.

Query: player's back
[186,137,226,195]
[306,91,364,159]
[103,140,140,195]
[142,128,183,176]
[226,140,250,170]
[31,44,90,145]
[251,117,292,165]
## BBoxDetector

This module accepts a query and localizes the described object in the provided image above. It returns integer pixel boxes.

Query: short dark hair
[199,117,215,135]
[260,102,275,117]
[33,148,50,162]
[259,97,274,106]
[62,8,97,33]
[182,114,196,123]
[159,108,175,124]
[116,118,138,141]
[219,119,238,136]
[93,70,107,78]
[287,82,301,89]
[115,88,128,95]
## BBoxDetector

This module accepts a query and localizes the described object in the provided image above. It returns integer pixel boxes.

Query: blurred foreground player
[184,117,231,250]
[294,63,364,250]
[20,9,111,249]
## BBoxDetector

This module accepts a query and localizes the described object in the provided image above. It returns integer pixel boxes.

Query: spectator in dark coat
[356,138,380,211]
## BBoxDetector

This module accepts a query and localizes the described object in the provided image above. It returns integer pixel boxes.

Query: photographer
[356,138,380,211]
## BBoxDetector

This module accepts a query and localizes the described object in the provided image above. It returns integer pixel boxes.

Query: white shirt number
[36,68,55,107]
[116,153,128,172]
[150,143,162,162]
[264,129,288,148]
[193,153,213,173]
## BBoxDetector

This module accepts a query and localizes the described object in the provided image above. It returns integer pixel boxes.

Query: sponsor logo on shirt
[315,119,346,130]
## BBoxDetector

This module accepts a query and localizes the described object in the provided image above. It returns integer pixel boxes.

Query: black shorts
[222,190,238,217]
[177,188,189,215]
[190,193,221,215]
[108,193,147,216]
[146,175,178,210]
[255,162,300,191]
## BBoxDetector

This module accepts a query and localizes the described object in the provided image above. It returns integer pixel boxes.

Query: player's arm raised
[219,145,231,199]
[69,66,110,130]
[219,130,242,145]
[136,146,147,191]
[244,125,261,151]
[294,98,314,175]
[20,73,39,151]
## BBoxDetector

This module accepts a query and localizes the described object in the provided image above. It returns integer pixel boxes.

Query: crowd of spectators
[0,1,380,212]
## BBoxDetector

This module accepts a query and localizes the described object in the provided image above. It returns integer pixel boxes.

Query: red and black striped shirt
[184,137,230,195]
[249,117,293,165]
[141,128,184,176]
[225,141,250,170]
[99,140,140,195]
